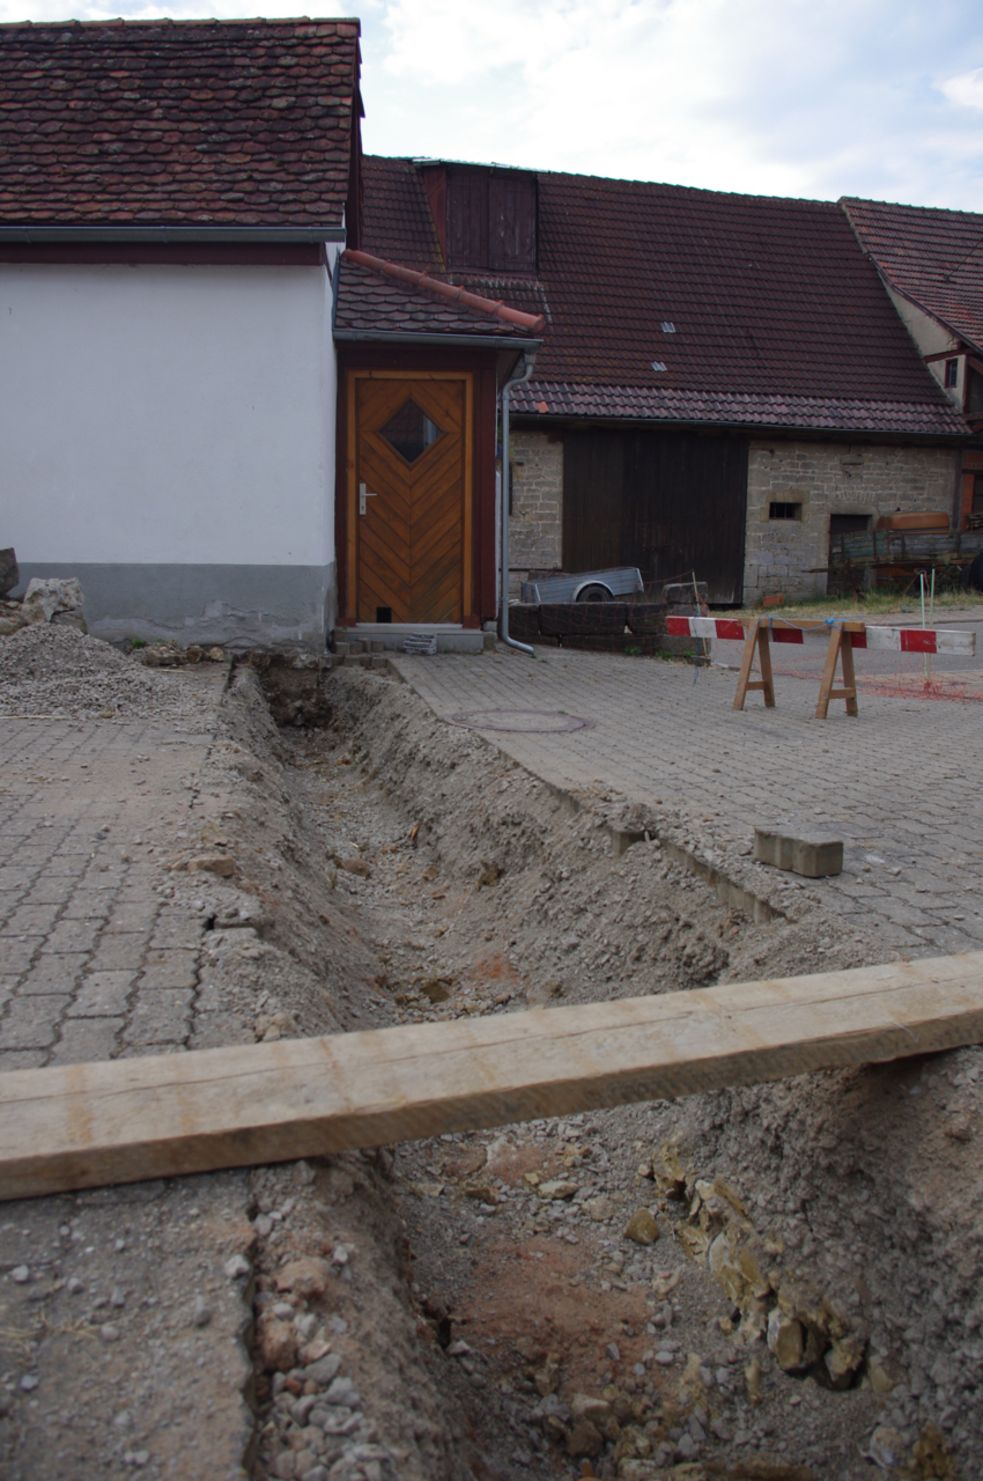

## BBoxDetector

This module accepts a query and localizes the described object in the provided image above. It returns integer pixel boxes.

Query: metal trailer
[519,566,644,604]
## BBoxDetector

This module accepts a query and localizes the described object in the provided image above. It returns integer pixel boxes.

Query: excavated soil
[2,634,980,1481]
[221,662,979,1481]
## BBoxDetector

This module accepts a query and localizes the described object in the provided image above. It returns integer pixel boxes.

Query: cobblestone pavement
[0,673,231,1071]
[0,670,255,1480]
[393,647,983,960]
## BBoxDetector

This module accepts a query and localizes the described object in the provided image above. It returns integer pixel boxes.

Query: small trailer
[830,514,983,591]
[519,566,644,604]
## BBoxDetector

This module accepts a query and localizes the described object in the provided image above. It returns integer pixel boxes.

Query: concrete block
[753,825,843,878]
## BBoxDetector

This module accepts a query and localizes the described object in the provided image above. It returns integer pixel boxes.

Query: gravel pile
[0,624,203,720]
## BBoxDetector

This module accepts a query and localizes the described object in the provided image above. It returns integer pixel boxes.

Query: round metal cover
[448,709,594,734]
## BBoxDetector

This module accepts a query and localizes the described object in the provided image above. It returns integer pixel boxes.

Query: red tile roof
[844,197,983,356]
[362,157,964,437]
[361,156,443,273]
[507,383,965,435]
[0,18,361,231]
[335,250,543,340]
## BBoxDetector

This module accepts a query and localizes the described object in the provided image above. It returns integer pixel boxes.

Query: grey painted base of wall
[13,562,336,651]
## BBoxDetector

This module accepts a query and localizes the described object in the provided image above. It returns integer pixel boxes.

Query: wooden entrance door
[347,372,473,624]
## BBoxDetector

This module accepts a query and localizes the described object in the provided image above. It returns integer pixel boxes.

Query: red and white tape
[664,616,975,657]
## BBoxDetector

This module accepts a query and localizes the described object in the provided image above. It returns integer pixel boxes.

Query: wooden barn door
[347,372,472,624]
[562,428,748,605]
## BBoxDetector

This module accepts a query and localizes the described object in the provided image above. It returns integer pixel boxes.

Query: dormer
[419,161,538,275]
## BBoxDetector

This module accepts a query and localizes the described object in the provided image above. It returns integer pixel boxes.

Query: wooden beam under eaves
[2,952,982,1202]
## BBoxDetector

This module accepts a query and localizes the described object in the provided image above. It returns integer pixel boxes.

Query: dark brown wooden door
[562,428,748,604]
[351,374,471,623]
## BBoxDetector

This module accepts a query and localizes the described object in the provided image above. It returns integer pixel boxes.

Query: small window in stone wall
[769,501,802,521]
[945,358,959,388]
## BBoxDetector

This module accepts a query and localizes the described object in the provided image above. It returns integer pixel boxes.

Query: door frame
[345,368,474,625]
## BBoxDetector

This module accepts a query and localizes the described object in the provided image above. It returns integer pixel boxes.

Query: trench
[230,663,979,1481]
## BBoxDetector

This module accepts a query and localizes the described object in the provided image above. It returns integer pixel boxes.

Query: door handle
[359,482,378,517]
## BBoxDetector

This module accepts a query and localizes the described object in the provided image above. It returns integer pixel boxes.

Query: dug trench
[179,662,980,1481]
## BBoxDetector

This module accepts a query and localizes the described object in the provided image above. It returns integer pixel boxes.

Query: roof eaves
[0,224,347,244]
[334,328,541,351]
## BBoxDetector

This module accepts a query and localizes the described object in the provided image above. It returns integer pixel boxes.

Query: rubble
[21,576,87,631]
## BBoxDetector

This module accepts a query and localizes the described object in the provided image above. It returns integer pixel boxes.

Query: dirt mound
[0,623,203,719]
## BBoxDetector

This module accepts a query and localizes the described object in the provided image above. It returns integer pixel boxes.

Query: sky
[3,0,983,210]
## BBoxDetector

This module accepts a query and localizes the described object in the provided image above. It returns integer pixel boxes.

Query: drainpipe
[499,354,537,655]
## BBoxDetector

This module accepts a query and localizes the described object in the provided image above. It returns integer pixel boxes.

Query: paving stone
[19,953,89,995]
[106,905,160,934]
[0,934,44,971]
[125,990,194,1046]
[41,919,104,954]
[2,904,65,934]
[0,994,71,1050]
[0,1048,47,1070]
[27,878,76,905]
[62,890,116,919]
[51,1016,124,1065]
[139,949,199,990]
[88,934,147,972]
[753,826,843,878]
[67,971,135,1018]
[151,917,206,949]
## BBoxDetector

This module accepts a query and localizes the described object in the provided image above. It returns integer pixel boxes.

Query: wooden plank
[2,954,983,1203]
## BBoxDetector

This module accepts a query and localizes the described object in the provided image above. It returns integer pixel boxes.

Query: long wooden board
[2,952,983,1202]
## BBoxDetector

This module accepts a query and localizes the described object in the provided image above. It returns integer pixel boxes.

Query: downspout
[500,354,537,655]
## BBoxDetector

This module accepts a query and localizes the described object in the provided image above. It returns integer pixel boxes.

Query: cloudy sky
[3,0,983,209]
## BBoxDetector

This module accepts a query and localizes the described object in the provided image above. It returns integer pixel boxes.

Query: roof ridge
[361,154,839,211]
[343,250,545,334]
[0,16,360,29]
[843,195,983,220]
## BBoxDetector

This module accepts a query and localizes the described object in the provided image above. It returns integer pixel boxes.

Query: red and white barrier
[665,615,975,657]
[858,626,974,656]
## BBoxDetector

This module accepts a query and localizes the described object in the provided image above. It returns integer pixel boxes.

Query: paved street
[393,644,983,959]
[0,677,234,1071]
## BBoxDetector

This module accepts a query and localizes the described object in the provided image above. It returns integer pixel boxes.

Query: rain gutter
[500,354,538,656]
[0,225,347,244]
[333,330,541,352]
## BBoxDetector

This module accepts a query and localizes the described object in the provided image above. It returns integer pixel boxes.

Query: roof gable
[844,196,983,357]
[0,18,361,232]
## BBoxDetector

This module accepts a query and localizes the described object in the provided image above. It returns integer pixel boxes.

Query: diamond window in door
[379,398,444,464]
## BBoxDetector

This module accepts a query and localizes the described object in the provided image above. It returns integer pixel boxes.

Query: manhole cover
[448,709,594,734]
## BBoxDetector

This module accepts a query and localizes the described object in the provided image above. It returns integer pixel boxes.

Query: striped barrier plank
[665,615,975,656]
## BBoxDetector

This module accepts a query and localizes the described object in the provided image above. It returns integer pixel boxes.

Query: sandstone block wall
[508,429,563,588]
[744,440,960,603]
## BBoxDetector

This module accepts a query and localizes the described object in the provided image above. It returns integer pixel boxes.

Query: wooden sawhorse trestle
[665,614,976,718]
[733,618,861,718]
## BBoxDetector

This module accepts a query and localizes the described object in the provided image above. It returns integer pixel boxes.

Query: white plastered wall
[2,261,334,566]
